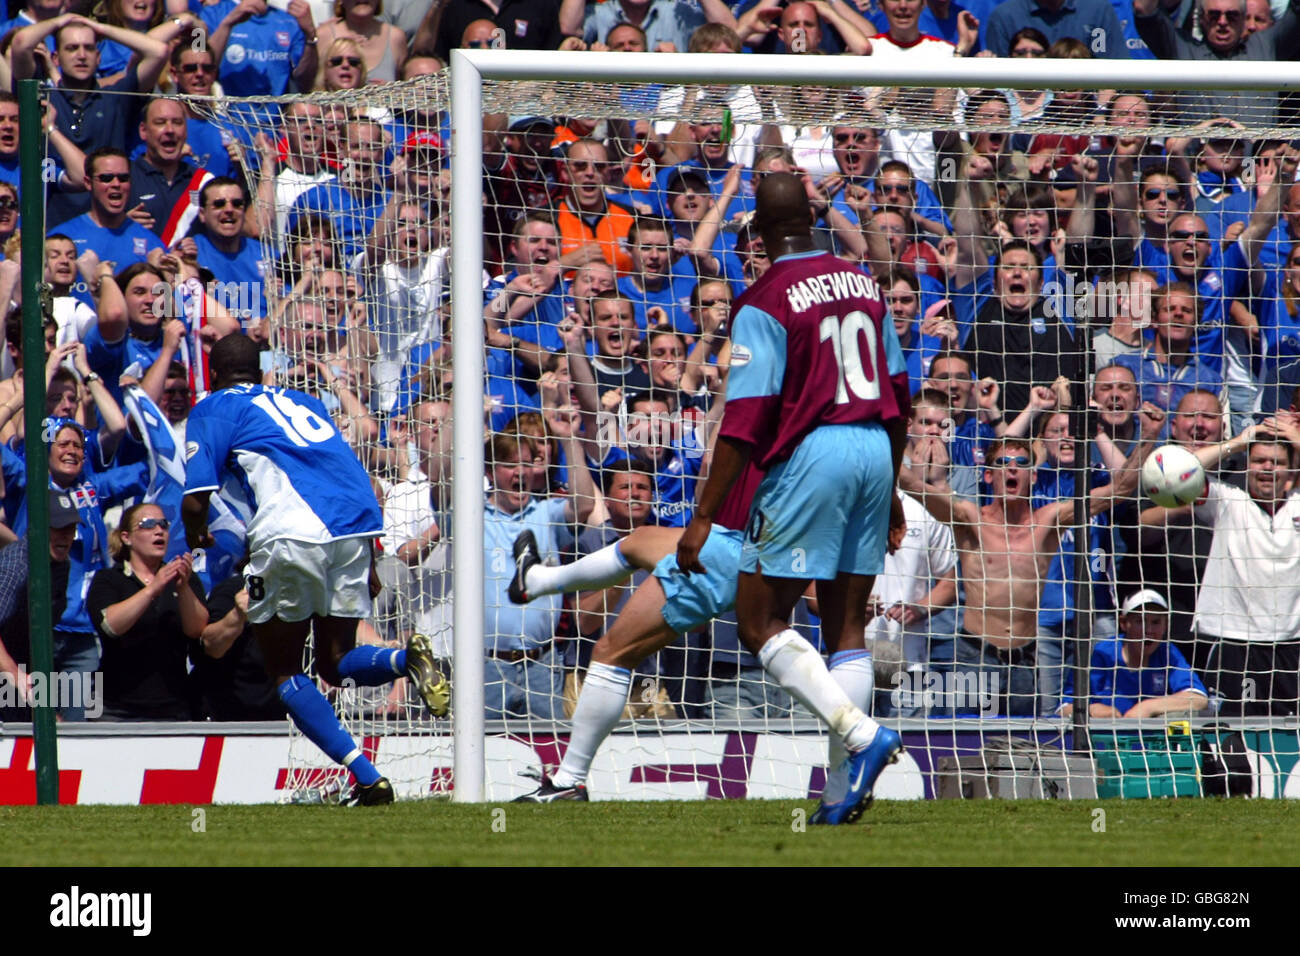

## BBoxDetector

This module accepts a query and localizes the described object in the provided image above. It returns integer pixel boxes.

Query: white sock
[758,629,878,752]
[822,651,876,805]
[552,662,631,789]
[526,542,632,598]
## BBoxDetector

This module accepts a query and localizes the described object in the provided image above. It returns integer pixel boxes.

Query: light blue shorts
[740,422,893,579]
[653,526,744,633]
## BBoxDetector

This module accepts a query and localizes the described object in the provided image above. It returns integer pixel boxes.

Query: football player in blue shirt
[182,334,449,805]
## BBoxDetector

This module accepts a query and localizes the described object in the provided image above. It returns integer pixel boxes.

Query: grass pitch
[2,799,1297,866]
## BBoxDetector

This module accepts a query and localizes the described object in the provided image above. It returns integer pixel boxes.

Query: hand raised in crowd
[1138,401,1167,440]
[127,203,155,232]
[919,299,959,348]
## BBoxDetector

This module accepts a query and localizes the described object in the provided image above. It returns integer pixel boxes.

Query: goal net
[163,52,1300,802]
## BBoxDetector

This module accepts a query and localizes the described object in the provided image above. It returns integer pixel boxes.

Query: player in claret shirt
[670,175,904,827]
[181,334,449,805]
[678,172,913,825]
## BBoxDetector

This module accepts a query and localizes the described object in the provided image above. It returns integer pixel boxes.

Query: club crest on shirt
[133,237,147,257]
[730,343,751,367]
[514,19,528,37]
[276,31,291,48]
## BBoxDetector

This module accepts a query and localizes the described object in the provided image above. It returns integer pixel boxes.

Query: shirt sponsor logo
[730,343,752,366]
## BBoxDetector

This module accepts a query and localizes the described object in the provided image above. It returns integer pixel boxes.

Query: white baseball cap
[1121,589,1169,614]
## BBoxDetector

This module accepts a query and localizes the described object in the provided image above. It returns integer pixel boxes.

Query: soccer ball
[1141,444,1206,508]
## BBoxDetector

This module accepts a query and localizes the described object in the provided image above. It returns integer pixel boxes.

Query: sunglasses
[328,56,364,68]
[95,172,130,184]
[1203,8,1242,21]
[179,62,214,74]
[1144,187,1180,200]
[698,298,729,308]
[878,182,911,194]
[207,197,246,210]
[0,198,15,211]
[133,516,170,531]
[990,455,1032,468]
[834,133,873,145]
[1169,229,1210,241]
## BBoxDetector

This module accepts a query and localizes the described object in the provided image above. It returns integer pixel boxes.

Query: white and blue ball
[1141,444,1206,508]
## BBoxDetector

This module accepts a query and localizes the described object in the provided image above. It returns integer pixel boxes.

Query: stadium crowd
[0,0,1299,724]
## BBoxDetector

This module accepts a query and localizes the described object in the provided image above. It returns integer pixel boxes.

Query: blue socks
[278,675,381,786]
[338,646,406,685]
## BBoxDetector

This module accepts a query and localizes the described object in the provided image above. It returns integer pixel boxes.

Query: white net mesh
[41,58,1300,801]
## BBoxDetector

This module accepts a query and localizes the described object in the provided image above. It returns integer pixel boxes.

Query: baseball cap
[401,131,443,155]
[49,490,80,530]
[1121,589,1168,614]
[507,115,556,134]
[664,167,708,194]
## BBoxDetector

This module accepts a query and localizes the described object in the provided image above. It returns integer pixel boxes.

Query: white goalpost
[188,48,1300,804]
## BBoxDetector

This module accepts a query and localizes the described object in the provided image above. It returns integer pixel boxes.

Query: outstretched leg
[519,576,682,801]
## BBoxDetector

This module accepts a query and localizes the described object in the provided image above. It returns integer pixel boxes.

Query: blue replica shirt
[1032,463,1116,631]
[1259,272,1300,362]
[10,462,146,635]
[1257,221,1298,277]
[1111,347,1223,415]
[598,438,704,528]
[483,495,569,651]
[584,0,704,49]
[653,160,755,222]
[288,183,389,260]
[184,383,383,549]
[1066,638,1207,713]
[82,323,170,409]
[1135,237,1249,375]
[49,213,164,269]
[985,0,1130,58]
[829,179,953,236]
[96,37,133,78]
[193,233,268,323]
[482,271,566,351]
[200,1,305,96]
[949,415,998,500]
[617,267,698,335]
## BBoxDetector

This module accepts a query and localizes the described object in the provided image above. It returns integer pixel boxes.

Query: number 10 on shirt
[820,311,881,404]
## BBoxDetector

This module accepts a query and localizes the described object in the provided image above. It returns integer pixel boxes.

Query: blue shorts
[652,526,743,633]
[740,422,893,579]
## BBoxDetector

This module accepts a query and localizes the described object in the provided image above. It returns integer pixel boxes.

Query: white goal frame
[448,50,1300,802]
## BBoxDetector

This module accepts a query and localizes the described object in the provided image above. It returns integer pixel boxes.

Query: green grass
[2,799,1297,866]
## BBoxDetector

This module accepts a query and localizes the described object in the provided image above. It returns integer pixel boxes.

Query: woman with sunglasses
[314,0,405,84]
[87,503,208,720]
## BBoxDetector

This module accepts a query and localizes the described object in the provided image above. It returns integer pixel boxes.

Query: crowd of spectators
[0,0,1299,723]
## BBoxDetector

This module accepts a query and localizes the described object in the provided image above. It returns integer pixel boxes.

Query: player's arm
[183,490,214,549]
[678,432,753,573]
